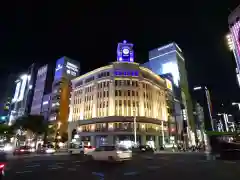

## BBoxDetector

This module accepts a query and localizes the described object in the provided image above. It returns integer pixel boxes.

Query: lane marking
[25,164,40,168]
[68,168,76,171]
[197,160,208,163]
[73,160,83,163]
[223,161,237,164]
[147,166,161,169]
[48,167,63,170]
[16,170,32,174]
[56,163,64,165]
[92,172,104,177]
[123,171,139,176]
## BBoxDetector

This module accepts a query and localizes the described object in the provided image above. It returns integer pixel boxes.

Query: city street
[3,153,240,180]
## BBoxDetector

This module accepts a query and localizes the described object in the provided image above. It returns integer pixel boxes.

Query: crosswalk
[5,160,85,173]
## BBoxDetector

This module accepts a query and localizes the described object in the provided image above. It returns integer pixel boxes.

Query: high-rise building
[160,73,184,142]
[68,41,170,149]
[0,74,16,122]
[49,56,80,134]
[30,64,54,117]
[142,43,195,145]
[228,4,240,86]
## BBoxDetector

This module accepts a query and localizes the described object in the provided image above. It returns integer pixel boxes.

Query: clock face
[122,48,129,55]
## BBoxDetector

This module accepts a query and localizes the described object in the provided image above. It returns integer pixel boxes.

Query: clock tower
[117,40,134,62]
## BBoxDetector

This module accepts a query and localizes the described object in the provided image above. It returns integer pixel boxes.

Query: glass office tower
[143,43,195,145]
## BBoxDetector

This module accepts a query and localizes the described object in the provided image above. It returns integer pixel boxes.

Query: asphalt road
[3,153,240,180]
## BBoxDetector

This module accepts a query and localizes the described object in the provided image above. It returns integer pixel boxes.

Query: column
[141,135,146,145]
[155,136,159,151]
[90,136,96,147]
[92,83,97,118]
[107,135,114,145]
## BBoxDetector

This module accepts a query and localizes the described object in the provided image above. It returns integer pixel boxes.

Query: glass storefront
[78,122,168,134]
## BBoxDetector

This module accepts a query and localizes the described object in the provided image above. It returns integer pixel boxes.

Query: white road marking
[48,167,63,170]
[16,170,32,174]
[142,156,153,160]
[158,157,169,160]
[147,166,161,169]
[68,168,76,171]
[92,172,104,177]
[25,164,40,168]
[47,165,63,170]
[73,160,83,163]
[223,161,236,164]
[123,171,139,176]
[197,160,208,163]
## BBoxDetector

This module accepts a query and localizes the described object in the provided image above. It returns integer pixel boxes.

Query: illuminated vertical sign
[117,40,134,62]
[230,21,240,70]
[17,75,28,102]
[54,57,64,80]
[12,81,21,103]
[165,79,173,91]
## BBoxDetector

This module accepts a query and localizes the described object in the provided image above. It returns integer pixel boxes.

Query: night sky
[0,1,239,113]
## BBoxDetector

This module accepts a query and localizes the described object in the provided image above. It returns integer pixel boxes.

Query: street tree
[12,115,46,140]
[0,124,15,141]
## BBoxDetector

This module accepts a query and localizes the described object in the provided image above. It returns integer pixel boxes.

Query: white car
[87,145,132,162]
[69,143,95,155]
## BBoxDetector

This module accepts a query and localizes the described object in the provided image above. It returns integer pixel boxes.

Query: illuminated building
[142,43,195,145]
[0,74,16,122]
[160,73,183,143]
[30,64,54,118]
[228,4,240,86]
[9,64,38,125]
[68,41,169,148]
[49,56,80,134]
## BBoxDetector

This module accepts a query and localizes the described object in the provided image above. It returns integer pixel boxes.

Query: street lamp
[232,102,240,110]
[161,121,165,146]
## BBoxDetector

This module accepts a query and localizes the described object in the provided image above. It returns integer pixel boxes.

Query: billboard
[54,57,80,81]
[165,79,173,91]
[229,20,240,70]
[30,65,48,115]
[17,75,29,102]
[12,81,21,103]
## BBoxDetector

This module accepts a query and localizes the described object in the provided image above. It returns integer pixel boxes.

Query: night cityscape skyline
[1,1,240,114]
[0,2,239,179]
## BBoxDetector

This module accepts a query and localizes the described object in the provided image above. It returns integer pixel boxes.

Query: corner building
[68,61,169,149]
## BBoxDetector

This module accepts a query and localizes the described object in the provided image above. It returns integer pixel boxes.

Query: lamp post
[161,120,165,146]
